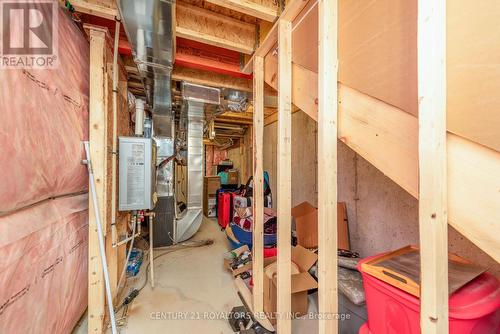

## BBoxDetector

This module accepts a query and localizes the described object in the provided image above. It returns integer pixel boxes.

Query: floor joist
[176,1,257,54]
[206,0,278,22]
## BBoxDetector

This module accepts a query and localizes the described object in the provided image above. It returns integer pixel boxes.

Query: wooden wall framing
[257,19,500,264]
[86,23,131,334]
[247,0,500,332]
[317,0,338,333]
[252,55,265,314]
[88,26,107,334]
[276,18,293,334]
[417,0,449,332]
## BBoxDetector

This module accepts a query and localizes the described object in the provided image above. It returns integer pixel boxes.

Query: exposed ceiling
[63,0,281,142]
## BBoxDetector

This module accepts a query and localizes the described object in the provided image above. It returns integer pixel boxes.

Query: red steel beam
[175,37,251,79]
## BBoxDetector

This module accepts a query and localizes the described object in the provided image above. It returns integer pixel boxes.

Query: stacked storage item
[231,207,277,248]
[358,247,500,334]
[221,173,276,249]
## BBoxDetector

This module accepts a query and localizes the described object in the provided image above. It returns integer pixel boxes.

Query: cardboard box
[228,169,239,185]
[263,245,318,323]
[206,197,216,217]
[224,245,252,277]
[203,176,220,217]
[291,201,350,250]
[204,176,220,195]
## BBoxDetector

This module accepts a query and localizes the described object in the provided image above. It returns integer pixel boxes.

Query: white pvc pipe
[135,99,145,136]
[83,141,118,334]
[111,19,120,248]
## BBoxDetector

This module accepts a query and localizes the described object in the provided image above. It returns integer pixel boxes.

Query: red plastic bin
[357,256,500,334]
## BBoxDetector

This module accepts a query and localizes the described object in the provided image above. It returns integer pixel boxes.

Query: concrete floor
[73,217,318,334]
[122,217,240,333]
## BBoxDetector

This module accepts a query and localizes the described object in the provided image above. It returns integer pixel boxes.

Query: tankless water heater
[118,137,155,211]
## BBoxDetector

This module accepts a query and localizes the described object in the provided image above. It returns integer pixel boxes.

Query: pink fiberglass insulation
[0,194,88,334]
[0,8,89,214]
[0,7,90,333]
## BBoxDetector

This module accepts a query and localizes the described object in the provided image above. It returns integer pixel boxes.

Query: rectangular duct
[118,0,174,136]
[182,82,221,105]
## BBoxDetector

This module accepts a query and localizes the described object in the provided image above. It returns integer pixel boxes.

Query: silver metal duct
[118,0,173,136]
[175,101,204,242]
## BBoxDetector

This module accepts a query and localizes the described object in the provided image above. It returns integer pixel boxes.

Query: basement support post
[318,0,339,333]
[88,27,107,334]
[418,0,449,333]
[277,18,292,334]
[252,55,265,315]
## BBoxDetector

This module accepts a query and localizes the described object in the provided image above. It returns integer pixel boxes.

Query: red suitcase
[217,191,232,229]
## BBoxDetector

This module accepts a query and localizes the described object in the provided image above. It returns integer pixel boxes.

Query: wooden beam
[206,0,278,22]
[418,0,449,332]
[252,55,265,314]
[172,65,253,92]
[216,118,253,125]
[264,111,278,126]
[176,1,256,54]
[68,0,119,20]
[264,55,318,121]
[317,0,338,333]
[277,18,292,334]
[280,0,310,22]
[88,27,107,334]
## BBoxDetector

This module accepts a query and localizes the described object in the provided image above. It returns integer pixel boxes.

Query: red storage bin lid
[358,256,500,320]
[448,272,500,319]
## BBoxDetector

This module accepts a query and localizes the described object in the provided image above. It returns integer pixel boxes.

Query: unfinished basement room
[1,0,499,333]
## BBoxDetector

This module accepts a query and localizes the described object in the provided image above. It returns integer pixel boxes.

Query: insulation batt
[0,9,89,214]
[0,7,90,334]
[0,195,88,334]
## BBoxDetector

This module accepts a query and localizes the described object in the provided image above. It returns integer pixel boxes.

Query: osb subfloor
[73,217,317,334]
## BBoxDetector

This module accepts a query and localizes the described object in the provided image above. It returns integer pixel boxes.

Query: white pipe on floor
[83,141,118,334]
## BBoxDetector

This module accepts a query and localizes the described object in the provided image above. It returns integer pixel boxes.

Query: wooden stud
[206,0,278,22]
[88,27,106,334]
[318,0,338,333]
[277,18,292,334]
[418,0,449,332]
[252,55,265,315]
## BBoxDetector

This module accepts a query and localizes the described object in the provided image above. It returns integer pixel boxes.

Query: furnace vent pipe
[135,99,145,136]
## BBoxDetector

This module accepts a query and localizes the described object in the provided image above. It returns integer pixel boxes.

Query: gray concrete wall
[350,146,500,276]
